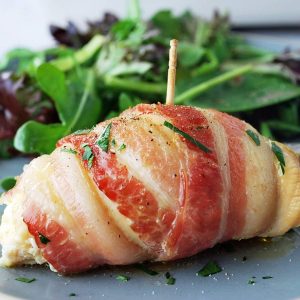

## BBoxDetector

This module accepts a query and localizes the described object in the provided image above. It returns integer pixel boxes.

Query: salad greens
[1,0,300,158]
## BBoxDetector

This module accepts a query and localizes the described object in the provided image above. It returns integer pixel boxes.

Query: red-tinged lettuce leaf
[274,51,300,84]
[0,73,57,157]
[50,13,119,48]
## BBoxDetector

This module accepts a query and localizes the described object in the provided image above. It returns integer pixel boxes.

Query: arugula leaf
[0,177,16,192]
[196,261,222,277]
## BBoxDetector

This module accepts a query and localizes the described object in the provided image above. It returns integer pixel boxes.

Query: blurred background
[1,0,300,162]
[1,0,300,55]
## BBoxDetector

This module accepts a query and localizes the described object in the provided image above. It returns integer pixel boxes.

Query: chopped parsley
[135,264,159,276]
[81,144,94,169]
[271,142,285,174]
[97,123,112,152]
[61,148,77,155]
[197,261,222,277]
[69,293,77,297]
[38,232,51,244]
[165,272,176,285]
[15,277,36,283]
[116,275,130,282]
[73,129,91,135]
[111,139,116,146]
[248,279,256,285]
[246,129,260,146]
[118,143,126,151]
[164,121,211,153]
[262,276,273,279]
[0,177,16,192]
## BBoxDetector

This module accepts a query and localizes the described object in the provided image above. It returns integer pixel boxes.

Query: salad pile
[1,0,300,158]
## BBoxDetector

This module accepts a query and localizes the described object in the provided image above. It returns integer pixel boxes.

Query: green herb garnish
[97,123,112,153]
[73,129,91,135]
[116,275,130,282]
[69,293,77,297]
[248,279,256,285]
[118,143,126,151]
[197,261,222,277]
[61,148,77,154]
[271,142,285,174]
[38,232,51,244]
[262,276,273,279]
[164,121,211,153]
[135,264,159,276]
[81,144,94,169]
[165,272,176,285]
[246,129,260,146]
[0,177,16,192]
[15,277,36,283]
[111,139,116,146]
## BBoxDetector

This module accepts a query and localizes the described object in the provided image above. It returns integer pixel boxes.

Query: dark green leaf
[164,121,211,153]
[0,177,16,192]
[116,275,130,282]
[271,142,285,174]
[0,139,14,159]
[15,277,36,283]
[135,264,159,276]
[178,42,205,68]
[185,74,300,113]
[111,20,136,41]
[262,276,273,279]
[38,232,51,244]
[246,129,260,146]
[97,123,112,153]
[151,10,181,38]
[165,272,176,285]
[197,261,222,277]
[14,122,67,154]
[36,63,68,123]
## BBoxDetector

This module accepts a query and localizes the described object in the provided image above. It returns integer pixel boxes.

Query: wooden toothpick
[166,39,178,105]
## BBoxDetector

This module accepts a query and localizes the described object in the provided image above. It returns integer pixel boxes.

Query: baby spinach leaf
[14,122,67,154]
[14,66,101,154]
[36,63,68,123]
[178,42,205,68]
[186,74,300,112]
[151,10,181,38]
